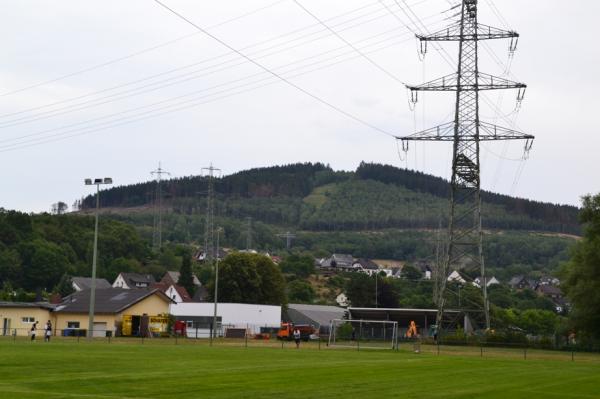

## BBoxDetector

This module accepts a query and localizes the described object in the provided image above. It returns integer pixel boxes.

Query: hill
[81,162,580,234]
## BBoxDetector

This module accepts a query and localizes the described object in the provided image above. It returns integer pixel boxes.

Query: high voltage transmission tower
[278,231,296,250]
[151,162,170,250]
[397,0,534,332]
[202,163,221,263]
[246,217,253,251]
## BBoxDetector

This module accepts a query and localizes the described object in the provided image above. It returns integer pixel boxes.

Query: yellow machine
[405,320,418,338]
[121,315,168,337]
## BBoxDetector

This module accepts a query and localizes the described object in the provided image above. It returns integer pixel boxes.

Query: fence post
[142,334,145,345]
[572,350,574,362]
[437,339,440,355]
[13,329,16,342]
[175,333,178,345]
[523,346,527,360]
[281,338,284,350]
[245,324,248,348]
[318,336,321,350]
[480,344,483,357]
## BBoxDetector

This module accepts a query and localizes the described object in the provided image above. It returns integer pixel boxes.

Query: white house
[447,271,467,284]
[169,302,281,338]
[472,276,500,288]
[335,293,349,307]
[112,273,155,289]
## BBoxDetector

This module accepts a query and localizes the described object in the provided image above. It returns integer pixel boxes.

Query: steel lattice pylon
[397,0,534,332]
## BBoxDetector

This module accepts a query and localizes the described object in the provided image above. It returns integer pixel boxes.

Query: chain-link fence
[3,326,600,364]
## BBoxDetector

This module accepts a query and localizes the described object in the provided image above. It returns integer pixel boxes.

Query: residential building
[112,273,156,289]
[72,277,111,292]
[152,282,192,303]
[352,258,379,272]
[160,271,201,288]
[0,302,55,336]
[536,284,563,301]
[320,254,354,269]
[54,288,172,337]
[447,270,467,284]
[472,276,500,288]
[508,275,536,290]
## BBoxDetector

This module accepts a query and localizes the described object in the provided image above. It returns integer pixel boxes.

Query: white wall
[170,303,281,336]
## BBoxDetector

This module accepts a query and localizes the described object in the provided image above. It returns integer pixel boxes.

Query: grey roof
[72,277,111,290]
[354,258,379,270]
[0,301,55,310]
[54,288,170,314]
[120,273,156,285]
[165,271,201,286]
[538,285,562,296]
[285,304,346,327]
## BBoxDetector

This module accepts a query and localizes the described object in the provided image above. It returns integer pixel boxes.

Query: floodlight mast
[396,0,534,332]
[84,177,113,340]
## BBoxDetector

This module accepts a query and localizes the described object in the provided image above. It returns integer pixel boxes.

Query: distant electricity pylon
[151,162,170,250]
[397,0,534,331]
[278,231,296,250]
[202,163,221,262]
[246,217,253,251]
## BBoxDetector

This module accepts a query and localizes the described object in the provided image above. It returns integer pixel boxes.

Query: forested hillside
[0,210,154,298]
[82,162,580,234]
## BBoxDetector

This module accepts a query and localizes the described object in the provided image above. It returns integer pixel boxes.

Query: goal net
[328,319,398,350]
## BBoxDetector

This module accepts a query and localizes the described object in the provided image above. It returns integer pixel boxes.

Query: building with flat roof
[170,302,281,338]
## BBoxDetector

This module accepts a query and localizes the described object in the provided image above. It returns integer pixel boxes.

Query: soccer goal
[328,319,398,350]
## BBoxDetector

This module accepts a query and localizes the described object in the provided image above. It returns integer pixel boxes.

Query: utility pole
[84,177,112,340]
[151,162,170,250]
[397,0,534,332]
[211,226,223,345]
[202,163,221,262]
[245,217,252,251]
[277,231,296,250]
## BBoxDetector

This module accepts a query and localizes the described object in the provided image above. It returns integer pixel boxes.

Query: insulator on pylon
[420,40,428,57]
[509,37,519,54]
[411,90,418,105]
[523,139,533,159]
[402,140,409,153]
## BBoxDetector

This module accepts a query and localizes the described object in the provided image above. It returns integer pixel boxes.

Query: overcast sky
[1,0,598,212]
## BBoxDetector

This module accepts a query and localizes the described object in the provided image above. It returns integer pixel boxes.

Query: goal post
[328,319,398,350]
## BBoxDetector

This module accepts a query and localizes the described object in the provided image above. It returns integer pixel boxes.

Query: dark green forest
[81,162,580,234]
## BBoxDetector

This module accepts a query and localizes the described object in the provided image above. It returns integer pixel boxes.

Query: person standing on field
[44,320,52,342]
[293,327,301,349]
[30,321,38,341]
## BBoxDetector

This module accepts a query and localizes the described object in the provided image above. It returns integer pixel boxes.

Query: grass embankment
[0,340,598,398]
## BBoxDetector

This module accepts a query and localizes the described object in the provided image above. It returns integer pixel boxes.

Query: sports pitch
[0,340,599,398]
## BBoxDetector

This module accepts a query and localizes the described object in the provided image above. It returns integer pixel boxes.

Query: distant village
[0,244,566,341]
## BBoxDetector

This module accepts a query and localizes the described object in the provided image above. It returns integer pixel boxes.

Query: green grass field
[0,339,599,398]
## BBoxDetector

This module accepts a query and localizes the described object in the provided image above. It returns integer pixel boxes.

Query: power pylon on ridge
[246,217,253,251]
[151,162,171,250]
[202,163,221,263]
[277,231,296,250]
[396,0,534,332]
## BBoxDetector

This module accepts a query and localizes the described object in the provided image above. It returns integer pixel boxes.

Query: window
[21,317,35,323]
[67,322,80,329]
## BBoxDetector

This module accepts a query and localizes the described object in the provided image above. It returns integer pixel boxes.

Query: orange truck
[276,323,316,341]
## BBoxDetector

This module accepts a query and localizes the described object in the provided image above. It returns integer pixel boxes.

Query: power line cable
[0,0,289,97]
[1,17,429,151]
[293,0,407,85]
[1,28,421,148]
[0,17,448,147]
[0,0,436,127]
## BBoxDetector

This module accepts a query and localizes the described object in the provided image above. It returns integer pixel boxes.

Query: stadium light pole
[211,227,223,345]
[84,177,113,340]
